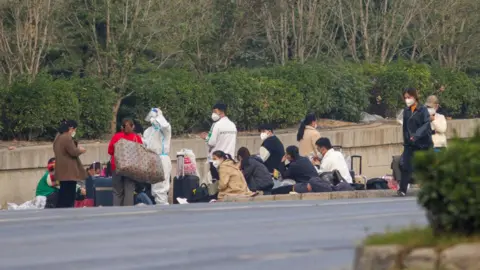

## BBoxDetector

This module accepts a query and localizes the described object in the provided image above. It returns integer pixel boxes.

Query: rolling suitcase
[94,177,113,206]
[172,152,200,204]
[350,155,366,190]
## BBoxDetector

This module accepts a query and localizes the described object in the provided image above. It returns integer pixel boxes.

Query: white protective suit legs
[151,155,171,205]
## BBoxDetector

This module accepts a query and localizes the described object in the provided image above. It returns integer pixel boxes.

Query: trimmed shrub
[375,61,431,116]
[129,69,215,135]
[430,68,478,118]
[208,69,305,130]
[2,74,80,140]
[414,131,480,235]
[73,77,116,139]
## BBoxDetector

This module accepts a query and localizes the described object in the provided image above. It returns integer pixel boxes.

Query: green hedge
[0,62,479,140]
[415,131,480,235]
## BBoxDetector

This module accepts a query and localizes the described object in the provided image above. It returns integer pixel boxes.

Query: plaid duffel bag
[114,139,165,184]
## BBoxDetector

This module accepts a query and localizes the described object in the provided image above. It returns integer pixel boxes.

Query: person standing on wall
[399,88,433,197]
[200,103,237,181]
[297,112,321,157]
[108,118,143,206]
[53,120,87,208]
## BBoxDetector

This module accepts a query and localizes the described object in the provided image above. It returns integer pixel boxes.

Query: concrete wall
[1,119,478,205]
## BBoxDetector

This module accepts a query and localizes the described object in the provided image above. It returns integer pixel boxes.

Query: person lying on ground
[280,145,319,184]
[212,150,255,201]
[35,158,59,208]
[237,147,274,193]
[313,138,353,183]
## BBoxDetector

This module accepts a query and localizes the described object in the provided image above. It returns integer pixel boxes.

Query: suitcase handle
[350,155,362,175]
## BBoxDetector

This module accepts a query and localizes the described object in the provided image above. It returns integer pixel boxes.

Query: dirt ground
[0,118,395,150]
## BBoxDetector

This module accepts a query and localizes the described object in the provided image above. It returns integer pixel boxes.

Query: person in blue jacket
[399,88,433,196]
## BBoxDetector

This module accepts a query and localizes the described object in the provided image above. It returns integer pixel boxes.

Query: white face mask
[260,132,268,141]
[428,108,436,115]
[212,160,220,168]
[211,113,220,122]
[317,152,323,159]
[71,131,76,138]
[405,98,415,107]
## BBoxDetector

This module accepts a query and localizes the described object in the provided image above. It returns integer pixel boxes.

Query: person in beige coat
[425,95,447,151]
[297,113,321,157]
[53,120,87,208]
[212,150,254,201]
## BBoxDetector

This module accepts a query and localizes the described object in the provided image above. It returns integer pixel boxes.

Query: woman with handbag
[53,120,87,208]
[108,118,143,206]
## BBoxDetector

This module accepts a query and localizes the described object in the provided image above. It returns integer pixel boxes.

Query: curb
[223,188,420,203]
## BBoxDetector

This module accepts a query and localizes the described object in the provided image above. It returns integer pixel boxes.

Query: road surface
[0,197,426,270]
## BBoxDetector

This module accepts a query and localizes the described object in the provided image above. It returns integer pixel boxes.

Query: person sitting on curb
[313,137,353,183]
[35,158,59,208]
[237,147,274,194]
[212,150,256,201]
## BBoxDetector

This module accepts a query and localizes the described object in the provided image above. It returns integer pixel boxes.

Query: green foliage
[130,69,214,135]
[431,68,478,117]
[73,77,116,139]
[0,61,479,140]
[208,69,305,130]
[414,131,480,235]
[375,61,432,116]
[2,74,80,140]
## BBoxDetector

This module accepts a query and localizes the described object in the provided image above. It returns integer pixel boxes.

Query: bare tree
[63,0,208,133]
[0,0,59,83]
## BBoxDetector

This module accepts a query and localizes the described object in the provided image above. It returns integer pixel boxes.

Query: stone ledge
[223,189,416,203]
[353,243,480,270]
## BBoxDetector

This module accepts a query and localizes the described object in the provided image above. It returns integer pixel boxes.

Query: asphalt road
[0,197,426,270]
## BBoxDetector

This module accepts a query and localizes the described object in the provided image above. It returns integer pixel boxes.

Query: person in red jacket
[108,118,143,206]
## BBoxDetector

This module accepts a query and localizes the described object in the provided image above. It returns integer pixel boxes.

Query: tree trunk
[111,98,122,135]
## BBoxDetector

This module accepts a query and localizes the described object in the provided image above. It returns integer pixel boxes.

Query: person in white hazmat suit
[143,108,172,205]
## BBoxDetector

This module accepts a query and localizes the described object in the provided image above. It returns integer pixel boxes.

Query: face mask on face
[211,113,220,122]
[317,152,323,159]
[260,132,268,141]
[71,131,76,138]
[428,108,436,115]
[212,160,220,168]
[405,98,415,107]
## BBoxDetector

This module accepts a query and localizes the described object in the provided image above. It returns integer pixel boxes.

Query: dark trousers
[45,191,59,208]
[399,146,414,194]
[57,181,77,208]
[209,162,219,181]
[112,171,136,206]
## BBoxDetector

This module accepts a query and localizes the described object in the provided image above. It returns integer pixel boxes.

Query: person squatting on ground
[425,95,447,151]
[258,124,285,176]
[108,118,143,206]
[53,120,87,208]
[143,108,172,205]
[297,112,321,157]
[201,103,237,181]
[35,158,59,208]
[399,88,433,196]
[212,150,254,201]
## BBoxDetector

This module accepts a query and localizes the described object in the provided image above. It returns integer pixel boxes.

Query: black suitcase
[94,177,113,206]
[350,155,366,190]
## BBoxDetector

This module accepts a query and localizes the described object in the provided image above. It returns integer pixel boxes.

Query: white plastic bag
[396,110,404,125]
[7,196,46,210]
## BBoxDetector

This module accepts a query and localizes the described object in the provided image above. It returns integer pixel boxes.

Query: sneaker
[176,198,189,204]
[397,191,406,197]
